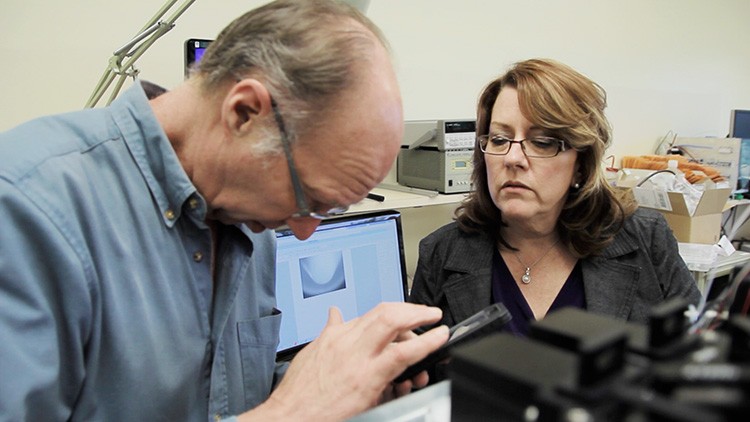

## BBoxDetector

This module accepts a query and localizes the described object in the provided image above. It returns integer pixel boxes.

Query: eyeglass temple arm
[271,99,310,213]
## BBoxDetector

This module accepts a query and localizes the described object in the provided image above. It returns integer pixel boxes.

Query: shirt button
[188,198,199,210]
[193,251,204,262]
[164,209,175,220]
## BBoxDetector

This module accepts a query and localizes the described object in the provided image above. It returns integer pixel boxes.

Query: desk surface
[349,185,467,213]
[348,380,451,421]
[687,250,750,294]
[711,250,750,274]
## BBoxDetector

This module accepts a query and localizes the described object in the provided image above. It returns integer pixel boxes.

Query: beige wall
[3,0,750,162]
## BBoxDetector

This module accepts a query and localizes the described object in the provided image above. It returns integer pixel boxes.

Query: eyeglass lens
[480,136,563,158]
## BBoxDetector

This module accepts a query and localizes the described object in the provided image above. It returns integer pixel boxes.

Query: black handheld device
[394,302,511,383]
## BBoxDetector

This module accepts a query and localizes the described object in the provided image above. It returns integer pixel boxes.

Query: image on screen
[300,251,347,298]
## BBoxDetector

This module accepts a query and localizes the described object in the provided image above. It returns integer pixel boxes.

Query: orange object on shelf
[620,155,724,184]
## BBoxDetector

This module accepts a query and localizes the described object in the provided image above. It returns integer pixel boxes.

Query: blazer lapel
[442,233,495,323]
[582,230,642,319]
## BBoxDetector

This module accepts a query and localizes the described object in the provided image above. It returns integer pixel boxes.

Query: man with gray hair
[0,1,448,420]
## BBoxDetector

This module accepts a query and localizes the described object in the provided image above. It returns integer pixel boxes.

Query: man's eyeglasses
[477,134,568,158]
[270,98,348,219]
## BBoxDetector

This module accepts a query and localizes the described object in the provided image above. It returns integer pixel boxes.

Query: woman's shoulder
[419,220,495,271]
[594,207,677,260]
[421,221,491,250]
[623,207,669,231]
[615,207,675,251]
[421,221,462,247]
[425,221,461,238]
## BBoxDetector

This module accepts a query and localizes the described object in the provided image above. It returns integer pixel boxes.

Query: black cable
[635,169,676,187]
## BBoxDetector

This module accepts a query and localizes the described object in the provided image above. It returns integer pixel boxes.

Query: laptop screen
[274,210,408,359]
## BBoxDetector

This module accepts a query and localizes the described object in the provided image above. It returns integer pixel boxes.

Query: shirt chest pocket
[237,308,282,409]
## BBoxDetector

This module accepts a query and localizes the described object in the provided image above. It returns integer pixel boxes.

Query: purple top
[491,249,585,336]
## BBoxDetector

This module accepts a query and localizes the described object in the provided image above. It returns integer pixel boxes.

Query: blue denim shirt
[0,82,284,421]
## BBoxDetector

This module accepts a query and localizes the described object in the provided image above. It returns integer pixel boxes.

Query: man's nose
[285,217,322,240]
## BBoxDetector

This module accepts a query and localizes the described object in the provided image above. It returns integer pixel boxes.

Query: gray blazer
[409,208,702,327]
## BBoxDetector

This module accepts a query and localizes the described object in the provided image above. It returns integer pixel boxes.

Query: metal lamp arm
[85,0,196,108]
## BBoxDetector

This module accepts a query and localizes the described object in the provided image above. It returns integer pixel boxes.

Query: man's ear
[222,78,273,136]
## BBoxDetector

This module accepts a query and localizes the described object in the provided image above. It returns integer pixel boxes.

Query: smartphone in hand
[394,302,511,383]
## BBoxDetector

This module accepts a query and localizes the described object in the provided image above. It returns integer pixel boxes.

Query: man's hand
[243,302,448,421]
[378,328,433,403]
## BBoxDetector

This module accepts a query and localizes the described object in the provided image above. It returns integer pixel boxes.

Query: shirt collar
[109,80,205,228]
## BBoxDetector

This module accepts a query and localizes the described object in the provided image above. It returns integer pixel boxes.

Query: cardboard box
[632,186,731,244]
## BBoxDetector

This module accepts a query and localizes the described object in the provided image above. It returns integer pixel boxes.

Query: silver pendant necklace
[513,239,560,284]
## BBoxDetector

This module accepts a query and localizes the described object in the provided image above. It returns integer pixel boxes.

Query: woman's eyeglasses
[477,134,568,158]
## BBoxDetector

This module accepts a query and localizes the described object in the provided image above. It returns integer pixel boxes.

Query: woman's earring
[573,182,580,189]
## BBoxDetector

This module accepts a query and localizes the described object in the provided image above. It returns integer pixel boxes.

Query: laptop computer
[274,209,409,360]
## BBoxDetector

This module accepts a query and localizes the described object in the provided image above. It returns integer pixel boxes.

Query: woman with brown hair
[409,58,701,336]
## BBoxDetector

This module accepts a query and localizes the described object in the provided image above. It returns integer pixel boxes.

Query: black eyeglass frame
[270,98,348,219]
[477,134,569,158]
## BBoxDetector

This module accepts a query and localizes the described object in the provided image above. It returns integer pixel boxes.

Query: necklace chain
[513,239,560,284]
